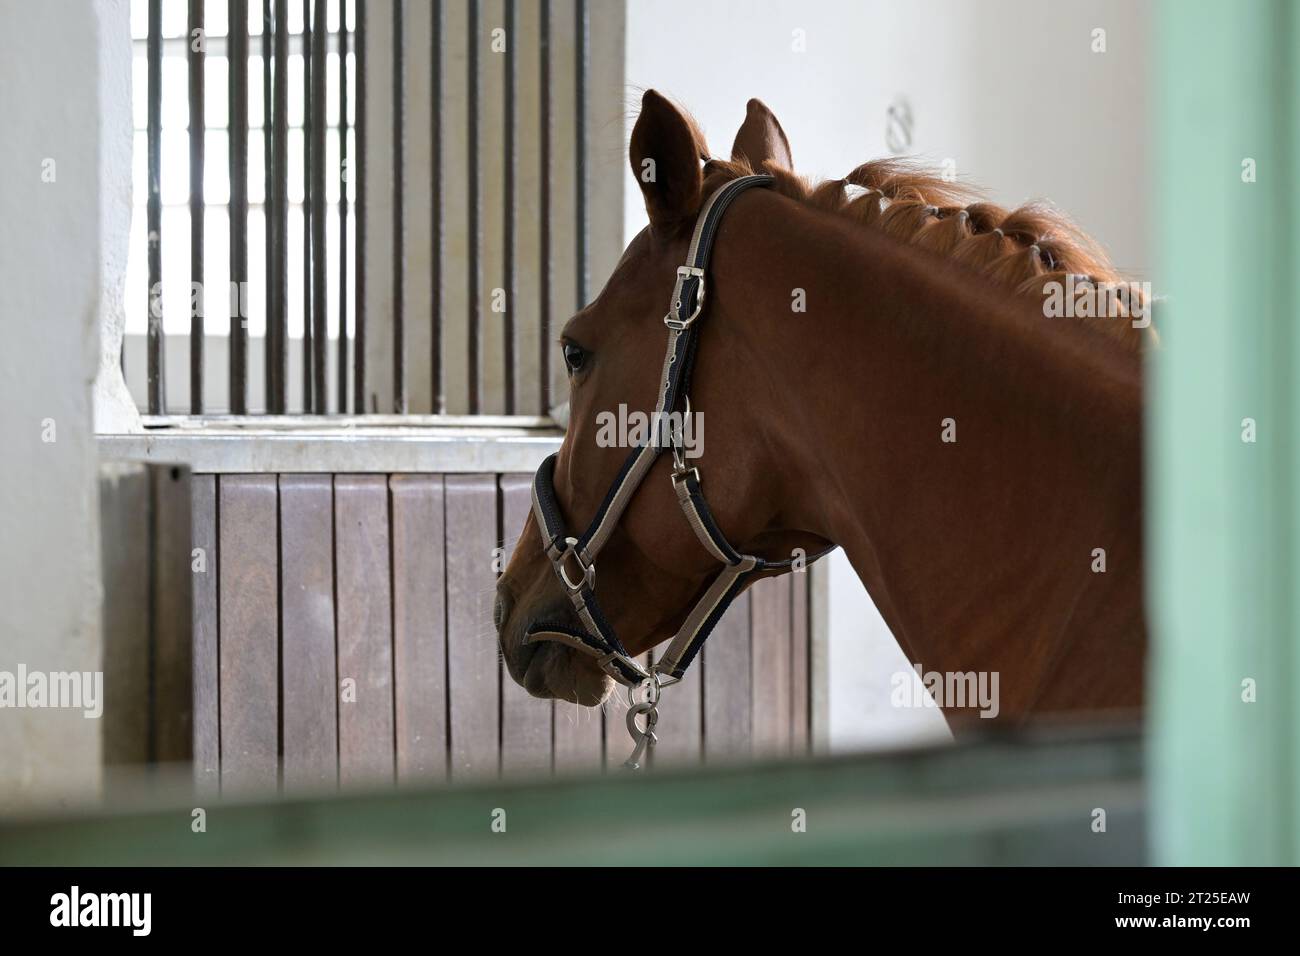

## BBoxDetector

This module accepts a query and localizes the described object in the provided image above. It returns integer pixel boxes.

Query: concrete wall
[625,0,1150,748]
[0,0,132,806]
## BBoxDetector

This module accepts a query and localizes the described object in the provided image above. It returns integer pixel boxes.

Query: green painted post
[1151,0,1299,864]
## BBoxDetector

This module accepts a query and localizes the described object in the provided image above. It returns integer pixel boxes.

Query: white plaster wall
[95,0,142,433]
[625,0,1150,749]
[0,0,127,805]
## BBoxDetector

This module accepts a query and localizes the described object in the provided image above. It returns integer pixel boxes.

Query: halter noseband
[525,174,833,767]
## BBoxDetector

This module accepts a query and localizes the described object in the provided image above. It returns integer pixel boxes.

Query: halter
[526,174,833,768]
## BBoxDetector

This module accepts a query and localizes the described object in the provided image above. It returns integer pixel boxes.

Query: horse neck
[710,190,1145,711]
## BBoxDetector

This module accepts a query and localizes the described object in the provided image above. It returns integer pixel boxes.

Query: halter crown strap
[526,174,833,687]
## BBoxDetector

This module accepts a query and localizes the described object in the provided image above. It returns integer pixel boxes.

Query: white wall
[625,0,1150,749]
[0,0,133,804]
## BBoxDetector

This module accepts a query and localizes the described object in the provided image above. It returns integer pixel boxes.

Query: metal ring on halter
[624,668,680,710]
[556,536,595,593]
[626,677,659,709]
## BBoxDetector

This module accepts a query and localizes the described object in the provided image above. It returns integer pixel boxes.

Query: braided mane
[703,156,1153,350]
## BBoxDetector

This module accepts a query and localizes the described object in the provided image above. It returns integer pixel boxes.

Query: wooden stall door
[191,472,815,793]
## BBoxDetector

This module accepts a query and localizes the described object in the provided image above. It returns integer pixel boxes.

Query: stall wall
[0,0,134,805]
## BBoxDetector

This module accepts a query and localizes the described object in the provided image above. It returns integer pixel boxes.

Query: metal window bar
[338,3,348,416]
[147,0,164,414]
[538,0,551,418]
[229,0,249,415]
[430,1,443,414]
[271,0,290,414]
[138,0,605,420]
[355,0,367,413]
[188,0,205,414]
[465,0,479,415]
[301,0,314,411]
[262,0,274,412]
[393,0,407,414]
[311,0,328,414]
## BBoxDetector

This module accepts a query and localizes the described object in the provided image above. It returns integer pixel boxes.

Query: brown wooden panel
[151,465,193,765]
[499,474,551,776]
[790,570,810,753]
[390,474,449,782]
[554,696,604,773]
[190,474,220,792]
[98,464,151,766]
[334,475,395,786]
[444,474,500,779]
[279,475,338,791]
[703,590,752,761]
[749,574,792,757]
[218,475,280,793]
[652,653,702,768]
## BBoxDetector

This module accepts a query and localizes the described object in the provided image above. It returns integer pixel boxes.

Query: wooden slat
[790,570,810,753]
[652,652,702,768]
[554,695,603,773]
[749,575,792,757]
[151,465,193,764]
[444,474,500,778]
[390,474,449,782]
[278,475,338,791]
[703,590,751,761]
[440,0,472,412]
[808,558,832,751]
[334,475,395,786]
[190,474,220,792]
[218,475,280,792]
[98,464,151,766]
[498,474,551,775]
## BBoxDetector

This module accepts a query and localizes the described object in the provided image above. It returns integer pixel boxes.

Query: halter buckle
[665,266,706,330]
[670,466,700,489]
[556,536,595,593]
[669,394,692,473]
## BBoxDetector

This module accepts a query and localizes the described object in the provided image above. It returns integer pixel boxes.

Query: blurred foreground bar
[0,726,1142,865]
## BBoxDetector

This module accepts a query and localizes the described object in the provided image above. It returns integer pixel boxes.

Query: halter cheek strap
[525,174,833,693]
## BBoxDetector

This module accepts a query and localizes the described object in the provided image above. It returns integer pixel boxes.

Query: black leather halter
[527,174,833,699]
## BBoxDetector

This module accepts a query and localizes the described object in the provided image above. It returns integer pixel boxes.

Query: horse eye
[563,342,586,373]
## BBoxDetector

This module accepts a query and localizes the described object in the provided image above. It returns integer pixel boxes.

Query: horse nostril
[493,590,511,631]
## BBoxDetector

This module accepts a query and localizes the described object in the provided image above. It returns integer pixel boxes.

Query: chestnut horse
[495,91,1146,724]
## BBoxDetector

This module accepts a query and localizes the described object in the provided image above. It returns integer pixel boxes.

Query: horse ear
[629,90,705,230]
[730,98,794,171]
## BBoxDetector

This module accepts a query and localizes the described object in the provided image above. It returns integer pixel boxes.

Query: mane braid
[702,156,1154,350]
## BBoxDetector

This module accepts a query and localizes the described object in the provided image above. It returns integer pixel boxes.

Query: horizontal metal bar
[0,727,1144,865]
[131,33,345,55]
[139,413,557,429]
[98,424,561,473]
